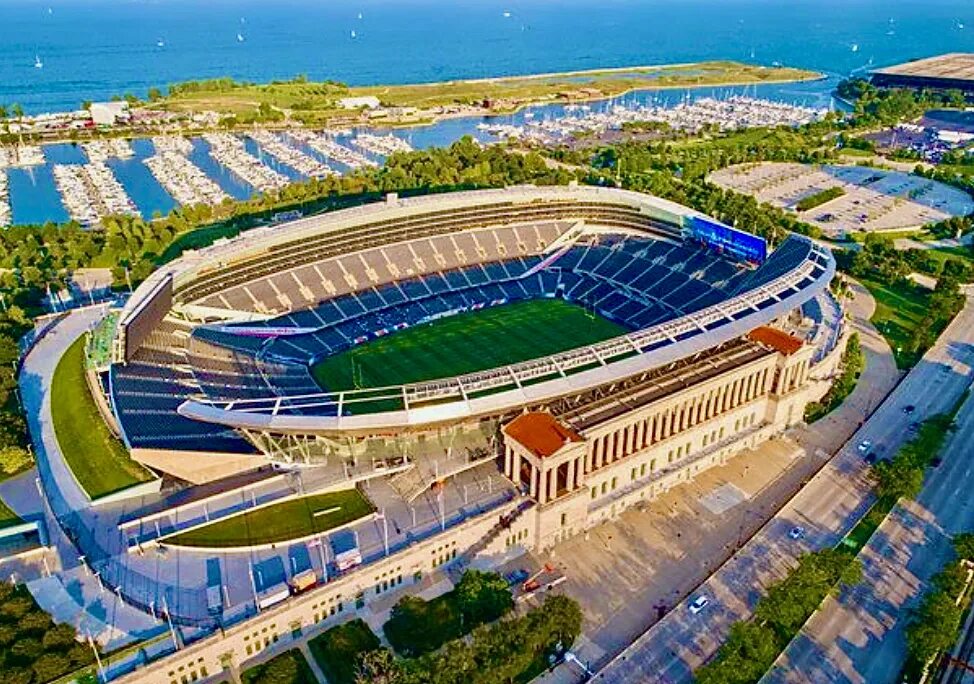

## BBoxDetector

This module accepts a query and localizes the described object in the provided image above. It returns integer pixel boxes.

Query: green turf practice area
[165,489,375,548]
[311,298,628,393]
[51,336,155,499]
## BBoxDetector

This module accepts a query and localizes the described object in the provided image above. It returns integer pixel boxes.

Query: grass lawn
[242,650,316,684]
[308,619,381,684]
[840,496,896,554]
[858,277,932,368]
[165,489,374,548]
[51,336,155,499]
[0,496,22,530]
[925,245,974,270]
[156,62,819,118]
[311,298,627,393]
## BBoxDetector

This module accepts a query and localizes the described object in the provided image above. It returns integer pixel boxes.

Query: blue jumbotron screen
[685,216,768,264]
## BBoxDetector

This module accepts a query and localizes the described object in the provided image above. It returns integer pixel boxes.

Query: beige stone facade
[114,329,830,684]
[502,329,818,550]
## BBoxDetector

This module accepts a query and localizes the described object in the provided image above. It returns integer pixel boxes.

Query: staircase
[446,498,535,582]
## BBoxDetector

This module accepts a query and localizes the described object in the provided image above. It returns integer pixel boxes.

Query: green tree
[453,570,513,627]
[953,533,974,561]
[872,457,924,501]
[696,621,779,684]
[32,652,73,683]
[0,446,31,476]
[355,649,404,684]
[906,591,963,663]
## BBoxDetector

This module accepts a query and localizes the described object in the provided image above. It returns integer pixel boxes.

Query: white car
[689,595,710,615]
[857,439,872,454]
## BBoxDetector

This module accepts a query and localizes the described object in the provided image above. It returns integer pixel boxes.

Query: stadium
[105,183,839,544]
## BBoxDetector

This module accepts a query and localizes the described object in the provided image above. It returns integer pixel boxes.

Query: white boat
[350,29,357,38]
[851,43,859,52]
[157,38,165,48]
[503,11,512,18]
[237,32,245,42]
[34,55,43,69]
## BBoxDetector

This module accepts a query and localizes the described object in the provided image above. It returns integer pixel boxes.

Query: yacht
[34,55,43,69]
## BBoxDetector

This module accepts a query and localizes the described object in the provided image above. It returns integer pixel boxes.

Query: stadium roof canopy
[871,53,974,94]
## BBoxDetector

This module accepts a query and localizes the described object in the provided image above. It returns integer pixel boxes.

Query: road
[765,299,974,683]
[589,292,974,683]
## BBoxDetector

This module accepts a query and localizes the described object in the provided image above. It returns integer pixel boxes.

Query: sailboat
[237,32,245,42]
[350,29,357,38]
[34,55,43,69]
[357,12,363,19]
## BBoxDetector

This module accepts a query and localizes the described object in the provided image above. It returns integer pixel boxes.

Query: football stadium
[106,186,834,540]
[86,184,845,669]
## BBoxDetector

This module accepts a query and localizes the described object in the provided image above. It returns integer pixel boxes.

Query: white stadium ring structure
[109,185,834,468]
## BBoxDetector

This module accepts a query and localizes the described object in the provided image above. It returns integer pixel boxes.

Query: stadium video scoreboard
[684,215,768,264]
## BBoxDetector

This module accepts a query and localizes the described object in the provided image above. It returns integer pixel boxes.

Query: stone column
[548,466,558,501]
[530,464,539,499]
[512,452,522,487]
[504,446,512,479]
[567,458,576,491]
[538,464,548,504]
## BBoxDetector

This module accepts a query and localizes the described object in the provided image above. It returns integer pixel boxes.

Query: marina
[82,138,135,162]
[350,133,414,156]
[288,130,378,169]
[202,133,290,193]
[0,170,9,227]
[150,135,194,156]
[144,152,230,208]
[478,96,828,145]
[52,162,138,226]
[0,81,847,226]
[246,130,333,178]
[0,144,45,168]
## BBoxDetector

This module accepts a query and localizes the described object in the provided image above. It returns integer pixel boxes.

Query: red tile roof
[748,326,804,356]
[503,412,583,458]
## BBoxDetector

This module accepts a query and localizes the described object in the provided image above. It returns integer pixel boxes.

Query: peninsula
[150,60,822,127]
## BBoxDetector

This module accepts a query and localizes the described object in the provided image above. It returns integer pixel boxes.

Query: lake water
[2,0,973,225]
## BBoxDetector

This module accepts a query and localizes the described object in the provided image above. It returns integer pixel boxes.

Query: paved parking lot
[709,162,974,237]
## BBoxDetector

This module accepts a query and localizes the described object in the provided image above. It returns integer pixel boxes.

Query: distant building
[89,101,131,126]
[338,96,382,110]
[871,53,974,99]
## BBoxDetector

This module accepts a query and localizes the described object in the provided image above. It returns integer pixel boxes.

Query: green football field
[311,298,628,392]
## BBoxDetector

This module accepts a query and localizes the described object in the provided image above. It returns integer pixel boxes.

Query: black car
[932,457,943,468]
[864,452,878,465]
[903,405,916,414]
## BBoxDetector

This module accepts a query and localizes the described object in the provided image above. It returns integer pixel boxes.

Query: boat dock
[151,135,194,156]
[52,162,139,226]
[350,133,414,156]
[145,152,230,207]
[288,130,378,169]
[483,95,827,145]
[247,130,333,178]
[202,133,290,192]
[0,144,45,168]
[83,138,135,162]
[0,169,9,227]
